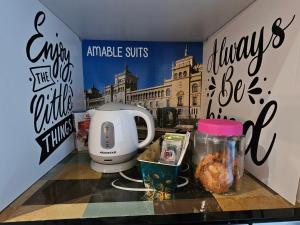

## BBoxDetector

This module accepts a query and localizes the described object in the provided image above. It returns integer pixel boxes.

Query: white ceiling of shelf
[39,0,256,42]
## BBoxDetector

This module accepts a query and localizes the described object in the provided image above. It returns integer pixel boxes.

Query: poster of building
[82,40,203,134]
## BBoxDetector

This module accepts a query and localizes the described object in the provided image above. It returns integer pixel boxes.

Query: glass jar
[193,119,245,194]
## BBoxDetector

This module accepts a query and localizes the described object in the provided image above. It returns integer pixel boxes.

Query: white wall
[202,0,300,204]
[0,0,84,211]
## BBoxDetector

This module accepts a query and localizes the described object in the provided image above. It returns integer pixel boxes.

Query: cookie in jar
[193,119,245,194]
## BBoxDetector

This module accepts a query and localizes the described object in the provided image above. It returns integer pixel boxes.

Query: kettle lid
[96,103,144,111]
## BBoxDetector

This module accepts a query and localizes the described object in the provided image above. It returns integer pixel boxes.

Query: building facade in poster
[85,51,203,119]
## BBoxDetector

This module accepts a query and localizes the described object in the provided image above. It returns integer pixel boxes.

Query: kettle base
[90,158,137,173]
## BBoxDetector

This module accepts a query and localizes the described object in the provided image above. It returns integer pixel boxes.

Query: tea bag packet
[159,133,185,164]
[137,137,161,162]
[159,139,182,164]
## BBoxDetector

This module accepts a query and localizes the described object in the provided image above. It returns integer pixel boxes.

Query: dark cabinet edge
[3,208,300,225]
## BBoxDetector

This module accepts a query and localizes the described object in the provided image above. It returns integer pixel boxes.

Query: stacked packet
[159,133,186,165]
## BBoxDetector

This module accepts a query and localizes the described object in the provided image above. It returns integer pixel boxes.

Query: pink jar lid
[197,119,243,136]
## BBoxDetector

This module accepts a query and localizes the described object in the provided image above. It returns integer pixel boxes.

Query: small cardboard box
[137,132,190,195]
[73,111,91,151]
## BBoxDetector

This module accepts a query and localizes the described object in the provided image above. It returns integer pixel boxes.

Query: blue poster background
[82,40,203,91]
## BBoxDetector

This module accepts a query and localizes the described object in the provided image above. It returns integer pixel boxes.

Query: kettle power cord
[119,171,143,183]
[111,163,190,192]
[118,162,190,183]
[111,176,189,192]
[111,179,153,192]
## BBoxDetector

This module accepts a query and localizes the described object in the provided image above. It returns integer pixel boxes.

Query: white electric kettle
[88,103,155,173]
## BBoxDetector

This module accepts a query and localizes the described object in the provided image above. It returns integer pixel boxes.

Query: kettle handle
[130,107,155,149]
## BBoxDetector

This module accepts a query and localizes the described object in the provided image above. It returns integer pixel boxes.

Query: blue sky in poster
[82,40,203,91]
